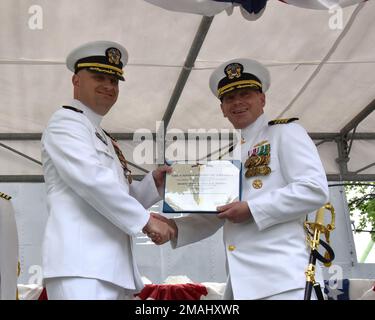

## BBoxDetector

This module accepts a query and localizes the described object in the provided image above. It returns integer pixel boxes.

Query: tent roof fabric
[0,0,374,180]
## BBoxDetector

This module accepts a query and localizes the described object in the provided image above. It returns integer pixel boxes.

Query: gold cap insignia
[106,47,122,65]
[225,63,243,80]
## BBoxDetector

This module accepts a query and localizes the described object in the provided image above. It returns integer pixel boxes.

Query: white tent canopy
[0,0,374,181]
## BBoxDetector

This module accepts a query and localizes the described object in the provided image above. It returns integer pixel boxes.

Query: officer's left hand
[152,165,173,189]
[216,201,253,223]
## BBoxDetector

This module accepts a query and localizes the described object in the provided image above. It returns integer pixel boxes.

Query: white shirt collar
[70,99,103,127]
[240,113,268,141]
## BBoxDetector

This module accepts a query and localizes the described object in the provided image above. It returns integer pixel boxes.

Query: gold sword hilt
[304,203,336,266]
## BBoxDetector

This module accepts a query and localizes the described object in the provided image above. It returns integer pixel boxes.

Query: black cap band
[75,55,124,80]
[217,73,262,99]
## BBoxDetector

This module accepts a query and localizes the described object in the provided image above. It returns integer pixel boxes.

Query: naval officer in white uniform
[148,58,329,300]
[41,41,174,300]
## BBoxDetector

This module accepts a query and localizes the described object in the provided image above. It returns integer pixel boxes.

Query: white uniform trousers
[261,288,306,300]
[222,277,318,300]
[45,277,133,300]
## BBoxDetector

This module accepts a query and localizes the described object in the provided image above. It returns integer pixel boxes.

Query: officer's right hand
[142,214,177,245]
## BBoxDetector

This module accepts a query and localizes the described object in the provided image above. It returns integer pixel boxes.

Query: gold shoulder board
[268,117,299,126]
[0,192,12,200]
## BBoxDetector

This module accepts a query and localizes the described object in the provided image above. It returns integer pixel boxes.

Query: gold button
[228,245,236,251]
[252,179,263,189]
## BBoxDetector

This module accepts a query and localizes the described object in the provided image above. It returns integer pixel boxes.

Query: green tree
[345,183,375,242]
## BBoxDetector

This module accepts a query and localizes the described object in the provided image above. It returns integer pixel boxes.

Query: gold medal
[245,167,256,178]
[245,155,262,168]
[245,146,270,169]
[257,165,271,176]
[244,140,272,179]
[261,154,270,166]
[252,179,263,189]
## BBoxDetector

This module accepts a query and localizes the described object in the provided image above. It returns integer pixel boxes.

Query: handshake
[142,213,178,245]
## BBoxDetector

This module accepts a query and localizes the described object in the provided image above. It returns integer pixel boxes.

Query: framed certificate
[163,160,242,213]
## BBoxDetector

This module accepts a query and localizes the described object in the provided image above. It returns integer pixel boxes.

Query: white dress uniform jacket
[0,197,18,300]
[173,114,329,299]
[41,99,160,292]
